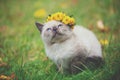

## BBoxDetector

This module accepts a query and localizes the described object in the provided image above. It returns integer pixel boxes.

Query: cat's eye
[46,28,51,31]
[58,24,63,28]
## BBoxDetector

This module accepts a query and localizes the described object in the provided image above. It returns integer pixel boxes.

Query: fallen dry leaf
[0,75,11,80]
[0,73,17,80]
[97,20,104,30]
[101,27,109,32]
[10,73,16,80]
[0,62,7,67]
[96,20,109,32]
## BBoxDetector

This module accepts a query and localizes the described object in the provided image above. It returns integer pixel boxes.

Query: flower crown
[46,12,75,29]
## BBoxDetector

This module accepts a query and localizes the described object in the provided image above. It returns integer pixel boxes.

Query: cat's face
[35,20,73,44]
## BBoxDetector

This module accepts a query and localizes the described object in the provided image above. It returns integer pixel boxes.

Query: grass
[0,0,120,80]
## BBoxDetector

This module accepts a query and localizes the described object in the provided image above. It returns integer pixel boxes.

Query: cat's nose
[53,27,57,32]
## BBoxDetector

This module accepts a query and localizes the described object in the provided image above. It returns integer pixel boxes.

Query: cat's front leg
[56,59,70,74]
[56,63,64,74]
[56,59,65,74]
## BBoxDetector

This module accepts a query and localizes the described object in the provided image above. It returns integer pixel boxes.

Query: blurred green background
[0,0,120,80]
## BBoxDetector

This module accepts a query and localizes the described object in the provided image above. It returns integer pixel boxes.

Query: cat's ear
[35,22,44,32]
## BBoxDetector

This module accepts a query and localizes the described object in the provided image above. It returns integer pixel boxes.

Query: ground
[0,0,120,80]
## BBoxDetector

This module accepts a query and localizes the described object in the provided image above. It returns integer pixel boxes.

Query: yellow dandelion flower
[51,14,56,20]
[34,9,46,18]
[46,12,75,29]
[100,39,109,46]
[53,13,60,21]
[47,16,52,22]
[57,12,66,20]
[47,12,66,22]
[62,16,71,24]
[104,40,109,45]
[55,12,62,20]
[69,18,75,25]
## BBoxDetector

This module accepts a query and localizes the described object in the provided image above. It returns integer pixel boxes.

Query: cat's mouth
[52,32,63,39]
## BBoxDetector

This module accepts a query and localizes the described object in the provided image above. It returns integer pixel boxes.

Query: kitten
[35,20,103,74]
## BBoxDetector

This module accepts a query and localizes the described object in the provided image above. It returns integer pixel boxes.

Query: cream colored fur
[39,20,102,71]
